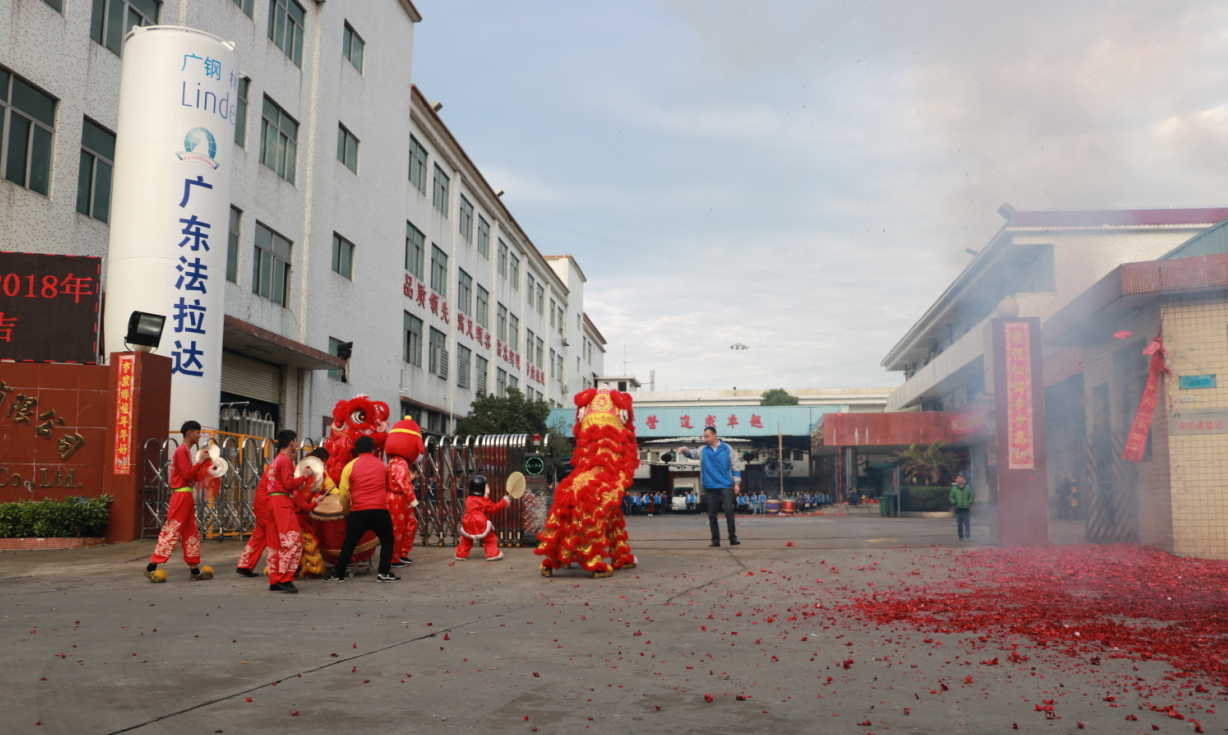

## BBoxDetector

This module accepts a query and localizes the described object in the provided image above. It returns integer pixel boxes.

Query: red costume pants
[150,490,201,566]
[265,494,303,585]
[388,492,417,560]
[456,531,500,560]
[236,493,269,571]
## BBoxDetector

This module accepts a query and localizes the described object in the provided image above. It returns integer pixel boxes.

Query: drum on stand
[782,499,797,515]
[309,493,378,566]
[765,499,781,515]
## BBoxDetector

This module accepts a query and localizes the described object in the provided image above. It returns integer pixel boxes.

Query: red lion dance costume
[385,416,425,563]
[315,395,390,566]
[535,388,639,579]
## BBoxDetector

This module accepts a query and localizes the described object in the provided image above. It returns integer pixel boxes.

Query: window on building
[405,221,424,279]
[327,336,345,380]
[267,0,305,66]
[496,368,507,397]
[475,355,488,394]
[457,269,472,314]
[336,123,358,173]
[497,239,508,277]
[403,312,422,367]
[260,96,298,183]
[90,0,159,56]
[536,335,544,367]
[509,314,519,351]
[549,299,556,328]
[429,327,447,377]
[232,0,253,18]
[342,22,364,73]
[497,303,507,342]
[536,284,545,315]
[508,375,519,393]
[459,195,474,243]
[477,215,490,259]
[0,70,55,196]
[476,285,489,327]
[526,329,535,363]
[509,252,520,290]
[408,135,427,194]
[234,76,250,147]
[331,233,354,279]
[430,244,447,296]
[44,0,63,12]
[432,164,449,216]
[457,344,471,389]
[559,306,566,331]
[227,206,241,283]
[549,348,556,378]
[527,274,536,309]
[76,118,114,223]
[252,223,292,306]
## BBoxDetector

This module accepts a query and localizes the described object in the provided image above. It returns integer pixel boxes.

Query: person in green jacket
[950,472,974,542]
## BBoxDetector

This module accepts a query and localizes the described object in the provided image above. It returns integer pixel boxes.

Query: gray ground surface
[1,512,1217,734]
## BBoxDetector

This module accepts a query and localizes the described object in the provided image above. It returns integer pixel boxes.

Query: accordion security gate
[141,433,554,550]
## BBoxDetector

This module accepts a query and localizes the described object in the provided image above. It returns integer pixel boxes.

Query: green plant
[456,388,551,436]
[0,495,113,538]
[760,388,799,406]
[890,441,960,485]
[902,486,950,512]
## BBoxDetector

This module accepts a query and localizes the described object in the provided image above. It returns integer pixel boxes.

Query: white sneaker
[485,552,504,561]
[454,555,466,561]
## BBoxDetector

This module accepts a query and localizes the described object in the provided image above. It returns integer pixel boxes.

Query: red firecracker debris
[703,694,714,703]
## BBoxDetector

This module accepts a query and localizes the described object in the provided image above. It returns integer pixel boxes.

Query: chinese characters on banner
[113,355,136,474]
[635,410,774,435]
[1004,322,1035,469]
[1123,336,1168,461]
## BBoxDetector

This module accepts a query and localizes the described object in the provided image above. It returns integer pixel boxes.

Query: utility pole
[778,423,784,498]
[730,343,747,389]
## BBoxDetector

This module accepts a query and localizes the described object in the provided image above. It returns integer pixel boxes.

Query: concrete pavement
[1,512,1215,734]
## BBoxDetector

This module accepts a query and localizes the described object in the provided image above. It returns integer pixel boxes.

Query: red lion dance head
[321,395,390,481]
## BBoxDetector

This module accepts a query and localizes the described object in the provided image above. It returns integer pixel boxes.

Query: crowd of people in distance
[621,490,835,516]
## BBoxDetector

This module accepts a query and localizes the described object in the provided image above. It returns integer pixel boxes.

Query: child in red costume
[145,420,215,582]
[456,475,508,561]
[385,417,425,566]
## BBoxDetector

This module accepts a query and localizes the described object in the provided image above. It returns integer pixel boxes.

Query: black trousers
[705,487,737,542]
[335,508,395,577]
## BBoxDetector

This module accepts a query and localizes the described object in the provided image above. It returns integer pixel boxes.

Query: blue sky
[411,1,1228,392]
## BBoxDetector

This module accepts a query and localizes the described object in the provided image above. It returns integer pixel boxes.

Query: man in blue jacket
[680,426,742,547]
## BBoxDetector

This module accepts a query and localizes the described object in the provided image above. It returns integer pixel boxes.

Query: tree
[890,441,961,486]
[455,388,551,436]
[760,388,799,406]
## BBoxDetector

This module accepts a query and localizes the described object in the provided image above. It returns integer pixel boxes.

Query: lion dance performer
[535,388,640,579]
[385,416,425,566]
[314,395,390,568]
[144,420,216,583]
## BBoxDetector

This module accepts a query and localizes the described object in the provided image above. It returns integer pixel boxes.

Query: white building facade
[0,0,604,438]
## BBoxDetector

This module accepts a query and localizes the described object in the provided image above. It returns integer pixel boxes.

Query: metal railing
[140,431,554,549]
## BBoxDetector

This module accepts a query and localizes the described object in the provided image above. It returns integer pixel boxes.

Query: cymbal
[205,457,229,479]
[295,456,325,492]
[506,471,527,499]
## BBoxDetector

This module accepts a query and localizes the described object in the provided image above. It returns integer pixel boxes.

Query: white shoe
[454,555,466,561]
[485,552,504,561]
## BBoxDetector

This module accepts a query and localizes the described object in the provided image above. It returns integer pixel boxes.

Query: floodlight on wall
[125,311,166,352]
[336,341,354,360]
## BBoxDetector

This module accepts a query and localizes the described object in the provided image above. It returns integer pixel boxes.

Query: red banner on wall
[1005,322,1035,469]
[1123,335,1168,462]
[112,354,136,474]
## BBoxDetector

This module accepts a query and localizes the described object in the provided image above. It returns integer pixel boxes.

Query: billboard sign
[0,252,100,364]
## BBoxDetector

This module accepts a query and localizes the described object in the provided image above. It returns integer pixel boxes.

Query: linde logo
[176,127,219,169]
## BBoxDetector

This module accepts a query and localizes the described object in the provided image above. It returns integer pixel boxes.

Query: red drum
[782,500,797,515]
[310,494,378,565]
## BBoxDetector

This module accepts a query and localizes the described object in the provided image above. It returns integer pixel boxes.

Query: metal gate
[1084,431,1139,544]
[140,433,554,550]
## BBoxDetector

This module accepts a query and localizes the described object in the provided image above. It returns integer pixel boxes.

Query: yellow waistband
[173,487,193,493]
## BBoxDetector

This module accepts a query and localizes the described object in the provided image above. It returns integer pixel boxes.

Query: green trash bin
[880,494,896,517]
